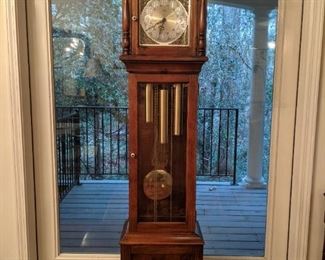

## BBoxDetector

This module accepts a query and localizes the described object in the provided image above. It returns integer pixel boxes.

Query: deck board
[60,182,267,256]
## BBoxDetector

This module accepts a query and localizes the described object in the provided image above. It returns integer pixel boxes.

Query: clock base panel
[120,221,204,260]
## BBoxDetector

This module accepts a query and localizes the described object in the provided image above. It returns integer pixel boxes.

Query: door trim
[0,1,37,260]
[289,0,325,259]
[307,30,325,259]
[22,0,322,260]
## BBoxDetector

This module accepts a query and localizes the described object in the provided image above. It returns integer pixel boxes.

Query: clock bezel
[130,0,198,56]
[139,0,191,47]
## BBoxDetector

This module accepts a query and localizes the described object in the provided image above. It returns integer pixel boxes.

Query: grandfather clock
[120,0,208,259]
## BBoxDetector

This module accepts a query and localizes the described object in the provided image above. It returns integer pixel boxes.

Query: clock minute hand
[166,8,178,20]
[145,17,166,32]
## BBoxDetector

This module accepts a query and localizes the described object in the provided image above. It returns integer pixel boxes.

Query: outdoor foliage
[52,0,277,183]
[52,0,127,107]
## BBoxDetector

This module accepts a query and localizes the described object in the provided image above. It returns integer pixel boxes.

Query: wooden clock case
[120,1,208,259]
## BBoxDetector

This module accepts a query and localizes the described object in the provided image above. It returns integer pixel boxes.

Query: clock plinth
[120,0,207,259]
[120,221,204,260]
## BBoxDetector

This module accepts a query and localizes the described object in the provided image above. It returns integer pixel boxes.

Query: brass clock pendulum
[143,84,184,221]
[173,83,182,136]
[143,86,173,207]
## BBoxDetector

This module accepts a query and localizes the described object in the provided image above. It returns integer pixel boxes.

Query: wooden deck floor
[60,182,267,256]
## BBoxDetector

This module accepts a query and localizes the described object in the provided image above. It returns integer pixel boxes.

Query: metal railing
[56,110,81,200]
[56,106,238,184]
[197,108,239,185]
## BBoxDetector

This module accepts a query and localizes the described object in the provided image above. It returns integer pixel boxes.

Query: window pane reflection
[197,2,278,257]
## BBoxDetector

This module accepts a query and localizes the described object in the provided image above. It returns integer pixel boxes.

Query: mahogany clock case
[120,1,208,259]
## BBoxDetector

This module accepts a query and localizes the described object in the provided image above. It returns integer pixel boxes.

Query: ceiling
[210,0,277,11]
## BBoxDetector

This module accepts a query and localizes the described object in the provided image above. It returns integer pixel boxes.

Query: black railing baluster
[202,109,206,175]
[57,133,62,200]
[225,110,230,177]
[66,123,70,196]
[233,109,239,185]
[217,110,222,176]
[198,111,203,175]
[209,109,214,176]
[86,108,89,175]
[62,126,66,197]
[125,108,128,174]
[117,108,121,175]
[94,108,98,177]
[102,109,105,175]
[69,108,72,190]
[110,108,113,175]
[74,111,81,185]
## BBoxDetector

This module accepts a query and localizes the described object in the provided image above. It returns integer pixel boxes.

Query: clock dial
[140,0,189,45]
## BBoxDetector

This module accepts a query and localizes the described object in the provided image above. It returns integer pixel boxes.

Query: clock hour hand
[158,18,167,35]
[145,17,167,32]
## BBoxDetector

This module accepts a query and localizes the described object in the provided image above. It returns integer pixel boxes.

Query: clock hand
[166,9,176,19]
[145,17,167,32]
[158,18,167,35]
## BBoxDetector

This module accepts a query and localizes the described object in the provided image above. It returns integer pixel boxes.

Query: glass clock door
[137,83,188,222]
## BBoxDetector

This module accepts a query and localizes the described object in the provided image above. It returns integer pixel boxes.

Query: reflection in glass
[51,0,128,254]
[197,2,278,257]
[52,0,278,256]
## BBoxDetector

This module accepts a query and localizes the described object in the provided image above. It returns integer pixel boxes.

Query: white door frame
[306,27,325,259]
[1,0,323,259]
[0,1,37,260]
[288,0,325,259]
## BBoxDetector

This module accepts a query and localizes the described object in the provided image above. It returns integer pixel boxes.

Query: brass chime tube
[173,84,182,136]
[145,84,153,123]
[160,89,168,144]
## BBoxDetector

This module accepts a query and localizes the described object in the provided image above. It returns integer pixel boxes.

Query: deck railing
[56,106,238,186]
[197,108,239,184]
[56,110,81,201]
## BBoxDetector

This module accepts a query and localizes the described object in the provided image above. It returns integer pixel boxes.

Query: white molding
[2,0,37,260]
[203,256,264,260]
[307,33,325,260]
[27,0,60,259]
[288,0,325,259]
[264,0,303,259]
[57,254,120,260]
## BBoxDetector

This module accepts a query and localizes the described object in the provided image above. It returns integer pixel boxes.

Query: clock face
[139,0,190,46]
